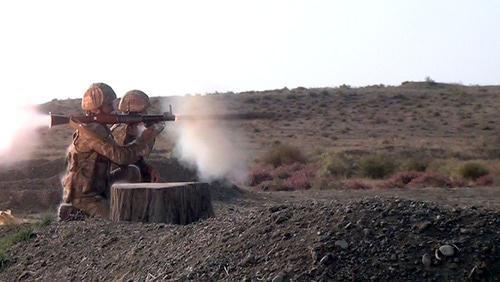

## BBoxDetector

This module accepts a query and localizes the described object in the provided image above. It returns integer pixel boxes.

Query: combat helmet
[118,90,151,113]
[81,83,117,111]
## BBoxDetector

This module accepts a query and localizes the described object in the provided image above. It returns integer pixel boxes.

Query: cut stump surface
[110,182,214,225]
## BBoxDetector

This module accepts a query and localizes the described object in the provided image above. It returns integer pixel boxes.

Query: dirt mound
[1,197,498,281]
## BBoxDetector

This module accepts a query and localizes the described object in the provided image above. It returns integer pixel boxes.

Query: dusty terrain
[0,82,499,281]
[2,82,499,212]
[1,187,499,281]
[36,82,500,160]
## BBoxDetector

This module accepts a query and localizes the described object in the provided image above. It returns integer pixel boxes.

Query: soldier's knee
[122,165,142,183]
[110,165,142,184]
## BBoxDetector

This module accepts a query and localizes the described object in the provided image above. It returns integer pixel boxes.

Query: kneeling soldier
[111,90,161,182]
[59,83,164,219]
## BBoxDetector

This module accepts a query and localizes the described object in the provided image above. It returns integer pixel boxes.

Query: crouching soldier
[111,90,161,182]
[59,83,164,220]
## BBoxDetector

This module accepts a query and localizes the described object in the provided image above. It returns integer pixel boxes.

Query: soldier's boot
[72,196,109,219]
[57,203,85,221]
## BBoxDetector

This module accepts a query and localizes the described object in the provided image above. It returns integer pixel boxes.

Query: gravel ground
[1,188,499,281]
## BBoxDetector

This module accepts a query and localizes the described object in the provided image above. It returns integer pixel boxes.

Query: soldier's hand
[141,127,158,141]
[141,122,165,141]
[148,121,165,133]
[149,167,161,183]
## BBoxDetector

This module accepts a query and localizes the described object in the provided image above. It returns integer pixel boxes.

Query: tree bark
[110,182,214,224]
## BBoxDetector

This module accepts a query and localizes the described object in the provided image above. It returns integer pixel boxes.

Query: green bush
[426,159,461,179]
[359,155,396,179]
[262,144,306,167]
[459,162,489,180]
[320,152,356,178]
[402,157,429,172]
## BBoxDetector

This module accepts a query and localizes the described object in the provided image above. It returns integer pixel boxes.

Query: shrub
[248,164,273,186]
[383,171,423,188]
[262,144,306,168]
[401,158,429,172]
[343,179,373,190]
[425,76,435,84]
[319,152,357,178]
[407,172,454,188]
[459,162,489,180]
[358,155,396,179]
[474,174,494,186]
[426,159,462,179]
[282,166,316,190]
[272,163,303,179]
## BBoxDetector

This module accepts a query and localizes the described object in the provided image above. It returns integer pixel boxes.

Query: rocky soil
[1,188,499,281]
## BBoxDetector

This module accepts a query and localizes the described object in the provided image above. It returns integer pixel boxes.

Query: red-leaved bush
[272,163,304,179]
[282,166,316,190]
[250,162,318,191]
[474,174,494,187]
[342,179,373,190]
[248,164,274,186]
[407,172,454,188]
[383,171,423,188]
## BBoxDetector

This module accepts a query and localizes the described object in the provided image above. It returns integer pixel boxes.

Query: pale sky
[0,0,499,103]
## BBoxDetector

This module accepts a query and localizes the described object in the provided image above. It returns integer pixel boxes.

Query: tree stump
[110,182,214,224]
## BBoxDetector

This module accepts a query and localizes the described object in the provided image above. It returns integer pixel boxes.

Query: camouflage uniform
[59,83,163,220]
[111,123,155,182]
[111,90,157,182]
[62,120,151,218]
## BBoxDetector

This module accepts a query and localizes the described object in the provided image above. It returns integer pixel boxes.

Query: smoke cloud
[0,101,50,166]
[164,96,248,183]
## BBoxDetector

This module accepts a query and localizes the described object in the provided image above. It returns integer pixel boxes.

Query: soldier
[59,83,164,219]
[111,90,161,182]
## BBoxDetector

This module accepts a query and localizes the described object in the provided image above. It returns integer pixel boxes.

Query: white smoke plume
[0,100,50,166]
[164,96,248,183]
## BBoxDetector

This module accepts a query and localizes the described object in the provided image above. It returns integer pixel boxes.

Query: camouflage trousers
[59,165,141,220]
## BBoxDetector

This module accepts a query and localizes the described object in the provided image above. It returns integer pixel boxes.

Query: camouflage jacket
[62,121,150,203]
[110,123,156,181]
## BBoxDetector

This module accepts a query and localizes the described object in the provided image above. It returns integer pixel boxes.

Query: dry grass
[459,162,490,180]
[0,227,34,268]
[3,82,497,198]
[35,82,500,163]
[261,143,306,168]
[248,150,500,191]
[358,155,396,179]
